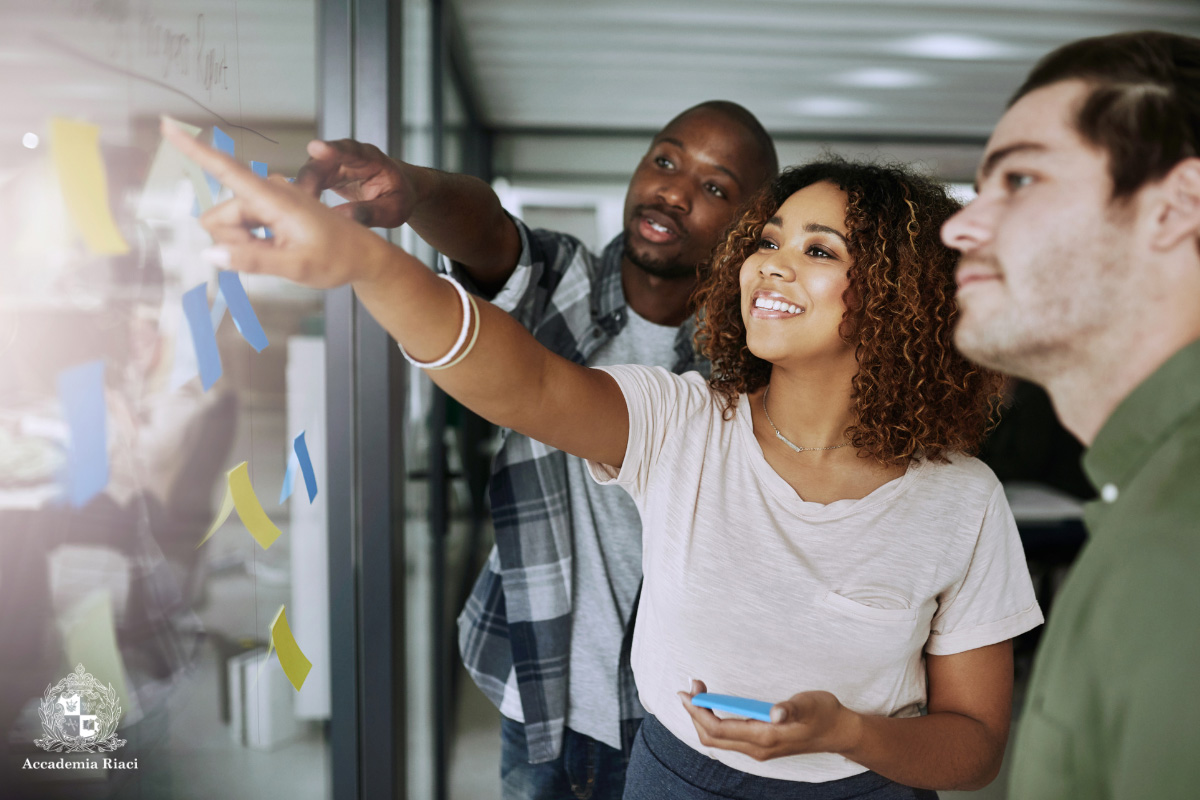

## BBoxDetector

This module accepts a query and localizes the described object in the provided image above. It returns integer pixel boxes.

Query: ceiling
[1,0,1198,181]
[451,0,1200,143]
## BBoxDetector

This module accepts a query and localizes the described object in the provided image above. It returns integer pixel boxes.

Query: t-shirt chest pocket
[814,590,928,668]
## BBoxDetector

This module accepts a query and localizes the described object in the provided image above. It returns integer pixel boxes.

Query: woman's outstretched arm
[162,120,629,468]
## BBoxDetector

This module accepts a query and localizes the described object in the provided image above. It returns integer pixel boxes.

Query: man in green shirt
[941,31,1200,798]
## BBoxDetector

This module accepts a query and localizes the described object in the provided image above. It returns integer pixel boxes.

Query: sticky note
[205,126,236,203]
[197,461,282,550]
[217,271,269,352]
[280,431,317,504]
[210,289,228,332]
[279,451,298,504]
[57,360,109,508]
[181,283,222,390]
[229,462,282,549]
[261,605,312,691]
[196,479,234,549]
[213,127,236,155]
[49,118,128,255]
[294,431,317,503]
[139,118,211,219]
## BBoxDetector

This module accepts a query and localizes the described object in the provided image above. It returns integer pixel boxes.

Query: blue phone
[690,693,775,722]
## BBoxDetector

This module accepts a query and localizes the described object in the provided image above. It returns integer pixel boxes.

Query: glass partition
[0,2,332,797]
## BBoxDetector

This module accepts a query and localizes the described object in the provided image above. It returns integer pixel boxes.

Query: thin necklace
[762,385,849,453]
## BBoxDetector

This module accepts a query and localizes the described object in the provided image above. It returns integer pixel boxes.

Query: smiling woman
[604,160,1042,798]
[694,159,1001,466]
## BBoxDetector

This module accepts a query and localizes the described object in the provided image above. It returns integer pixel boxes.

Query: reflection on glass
[0,2,328,797]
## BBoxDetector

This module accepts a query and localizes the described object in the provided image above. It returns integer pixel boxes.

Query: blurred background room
[0,1,1197,799]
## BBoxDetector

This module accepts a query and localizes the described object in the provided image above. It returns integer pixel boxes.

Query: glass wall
[397,3,498,796]
[0,2,332,797]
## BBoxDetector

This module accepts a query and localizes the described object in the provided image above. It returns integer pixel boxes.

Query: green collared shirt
[1009,338,1200,799]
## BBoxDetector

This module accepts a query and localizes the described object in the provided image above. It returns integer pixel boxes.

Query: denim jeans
[501,717,635,800]
[623,715,939,800]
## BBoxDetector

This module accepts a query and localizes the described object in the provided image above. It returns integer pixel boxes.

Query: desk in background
[1004,481,1088,654]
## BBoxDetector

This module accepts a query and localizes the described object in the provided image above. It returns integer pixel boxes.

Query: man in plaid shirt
[298,101,776,799]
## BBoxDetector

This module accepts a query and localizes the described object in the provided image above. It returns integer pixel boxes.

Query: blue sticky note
[294,431,318,503]
[182,282,222,390]
[217,271,269,352]
[279,451,298,504]
[213,127,235,155]
[57,360,109,507]
[205,126,236,202]
[210,289,228,332]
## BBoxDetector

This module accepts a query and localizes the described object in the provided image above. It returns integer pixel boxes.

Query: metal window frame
[321,1,407,798]
[320,1,492,796]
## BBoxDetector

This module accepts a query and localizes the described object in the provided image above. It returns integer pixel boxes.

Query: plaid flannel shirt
[451,217,708,764]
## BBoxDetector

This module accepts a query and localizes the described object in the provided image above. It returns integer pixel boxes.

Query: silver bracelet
[399,273,472,369]
[427,293,480,371]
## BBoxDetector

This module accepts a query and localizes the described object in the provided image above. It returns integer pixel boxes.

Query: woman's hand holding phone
[679,679,860,761]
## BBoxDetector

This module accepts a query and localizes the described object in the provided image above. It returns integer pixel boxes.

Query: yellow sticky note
[261,605,311,692]
[228,461,282,550]
[196,461,281,550]
[196,481,235,549]
[49,118,129,255]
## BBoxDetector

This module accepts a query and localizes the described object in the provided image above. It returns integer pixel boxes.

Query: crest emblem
[34,664,126,753]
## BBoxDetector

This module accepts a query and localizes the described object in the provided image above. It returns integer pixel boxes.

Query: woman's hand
[160,119,394,288]
[679,679,861,761]
[680,645,1014,790]
[162,117,631,469]
[293,139,415,229]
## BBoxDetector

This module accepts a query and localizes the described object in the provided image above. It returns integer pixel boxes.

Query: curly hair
[691,158,1003,466]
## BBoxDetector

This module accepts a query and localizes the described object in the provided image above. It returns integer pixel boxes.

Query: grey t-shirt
[563,303,679,748]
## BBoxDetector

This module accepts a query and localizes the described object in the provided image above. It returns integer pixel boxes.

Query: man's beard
[622,239,696,281]
[952,251,1117,384]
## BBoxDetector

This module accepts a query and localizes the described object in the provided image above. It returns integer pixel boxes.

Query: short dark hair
[1010,31,1200,198]
[669,100,779,183]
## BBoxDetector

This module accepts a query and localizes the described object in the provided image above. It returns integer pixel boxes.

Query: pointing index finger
[160,118,287,214]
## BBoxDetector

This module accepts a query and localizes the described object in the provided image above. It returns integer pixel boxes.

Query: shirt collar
[592,234,703,373]
[593,234,628,328]
[1083,337,1200,494]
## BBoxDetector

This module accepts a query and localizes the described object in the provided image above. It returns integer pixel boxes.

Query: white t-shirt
[587,365,1043,783]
